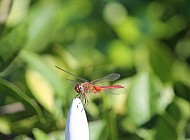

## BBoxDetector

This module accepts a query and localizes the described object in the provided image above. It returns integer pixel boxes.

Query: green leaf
[25,68,55,113]
[20,50,65,97]
[14,135,30,140]
[89,120,107,140]
[25,3,58,52]
[33,128,50,140]
[155,97,190,140]
[0,24,27,72]
[174,81,190,101]
[155,115,177,140]
[167,97,190,126]
[127,72,171,126]
[149,42,173,82]
[10,116,39,134]
[0,118,11,134]
[20,50,65,118]
[0,78,45,122]
[108,40,134,68]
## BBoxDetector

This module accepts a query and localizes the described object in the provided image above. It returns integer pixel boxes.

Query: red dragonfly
[55,66,125,105]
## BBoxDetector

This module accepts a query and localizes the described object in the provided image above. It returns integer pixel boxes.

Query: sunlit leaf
[108,40,134,68]
[103,1,127,26]
[0,118,11,134]
[115,17,140,44]
[25,68,55,113]
[20,50,66,118]
[25,2,58,52]
[6,0,30,26]
[127,72,168,126]
[33,128,50,140]
[20,51,65,97]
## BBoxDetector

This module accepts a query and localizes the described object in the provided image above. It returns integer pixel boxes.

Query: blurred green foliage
[0,0,190,139]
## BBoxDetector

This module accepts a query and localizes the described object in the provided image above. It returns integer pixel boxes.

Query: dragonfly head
[75,84,84,94]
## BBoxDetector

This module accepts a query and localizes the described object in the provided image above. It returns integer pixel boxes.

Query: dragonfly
[55,66,126,105]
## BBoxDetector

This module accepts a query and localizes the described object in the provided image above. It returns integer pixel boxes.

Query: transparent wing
[101,87,128,95]
[91,73,120,84]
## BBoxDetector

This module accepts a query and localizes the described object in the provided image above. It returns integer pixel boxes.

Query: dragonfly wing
[100,86,127,95]
[91,73,120,84]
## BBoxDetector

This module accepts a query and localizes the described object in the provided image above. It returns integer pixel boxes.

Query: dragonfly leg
[76,93,88,111]
[81,94,85,104]
[84,96,89,106]
[78,94,89,112]
[80,94,88,105]
[77,93,85,105]
[75,93,81,98]
[76,93,83,108]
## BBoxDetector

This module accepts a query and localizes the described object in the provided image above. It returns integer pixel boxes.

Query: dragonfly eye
[75,84,84,93]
